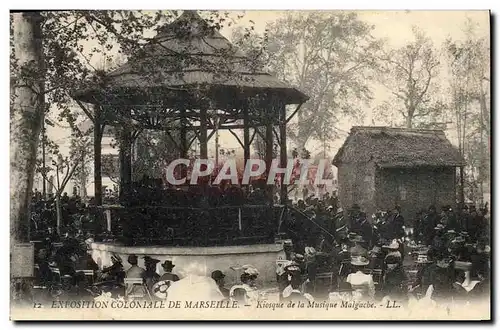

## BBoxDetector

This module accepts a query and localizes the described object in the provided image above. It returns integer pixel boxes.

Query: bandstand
[72,10,308,284]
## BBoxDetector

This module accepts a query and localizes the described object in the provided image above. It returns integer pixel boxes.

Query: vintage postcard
[9,9,491,320]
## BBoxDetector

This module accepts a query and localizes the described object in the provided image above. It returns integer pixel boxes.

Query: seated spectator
[143,256,161,292]
[159,260,180,282]
[329,281,363,302]
[229,265,260,305]
[211,270,229,298]
[349,236,369,258]
[346,256,375,299]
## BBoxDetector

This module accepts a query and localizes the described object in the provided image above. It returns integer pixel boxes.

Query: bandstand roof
[72,10,308,112]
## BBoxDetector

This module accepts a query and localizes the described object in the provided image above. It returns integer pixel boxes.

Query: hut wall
[337,161,376,215]
[375,167,456,225]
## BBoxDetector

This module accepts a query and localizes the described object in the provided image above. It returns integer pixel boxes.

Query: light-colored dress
[346,271,375,299]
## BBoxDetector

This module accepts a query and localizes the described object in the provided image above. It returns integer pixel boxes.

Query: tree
[247,12,382,150]
[444,19,490,204]
[36,127,88,232]
[70,129,93,200]
[11,12,45,245]
[378,27,441,128]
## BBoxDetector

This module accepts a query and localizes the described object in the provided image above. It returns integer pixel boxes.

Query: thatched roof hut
[333,126,465,168]
[333,126,465,221]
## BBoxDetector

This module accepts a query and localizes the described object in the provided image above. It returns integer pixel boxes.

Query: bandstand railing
[95,204,287,247]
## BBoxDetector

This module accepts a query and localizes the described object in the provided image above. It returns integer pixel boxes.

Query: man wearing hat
[368,245,384,270]
[126,254,146,279]
[211,270,229,298]
[421,205,439,246]
[431,224,447,257]
[408,249,434,296]
[144,256,161,292]
[159,260,180,282]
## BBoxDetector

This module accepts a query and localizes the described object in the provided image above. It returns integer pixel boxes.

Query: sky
[46,10,490,166]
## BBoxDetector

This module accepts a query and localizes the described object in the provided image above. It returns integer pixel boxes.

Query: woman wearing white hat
[346,256,375,299]
[229,265,260,306]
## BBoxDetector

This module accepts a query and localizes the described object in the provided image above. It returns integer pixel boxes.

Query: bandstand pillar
[243,108,250,165]
[119,128,132,201]
[199,108,208,159]
[278,102,288,204]
[265,111,274,205]
[179,107,188,180]
[93,106,103,206]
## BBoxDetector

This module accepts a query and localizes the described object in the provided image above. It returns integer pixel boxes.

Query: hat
[451,236,466,244]
[211,270,225,280]
[385,252,402,264]
[242,265,259,276]
[347,232,357,239]
[460,231,469,237]
[446,229,457,235]
[388,240,400,250]
[305,247,317,256]
[293,254,305,262]
[161,260,175,269]
[351,256,369,266]
[284,264,301,273]
[434,224,445,231]
[144,256,160,264]
[416,253,432,264]
[127,254,138,265]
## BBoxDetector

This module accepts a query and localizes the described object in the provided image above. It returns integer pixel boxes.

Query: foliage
[377,27,442,128]
[443,19,490,203]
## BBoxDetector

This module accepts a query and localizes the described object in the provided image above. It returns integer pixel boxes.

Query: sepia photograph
[8,7,491,321]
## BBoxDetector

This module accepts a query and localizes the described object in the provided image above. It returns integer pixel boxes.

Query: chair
[124,278,152,300]
[314,272,334,293]
[369,269,383,285]
[49,267,61,284]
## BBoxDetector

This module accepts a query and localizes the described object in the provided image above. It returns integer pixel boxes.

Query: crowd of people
[28,183,490,309]
[277,196,491,306]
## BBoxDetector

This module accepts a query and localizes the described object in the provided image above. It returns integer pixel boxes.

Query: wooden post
[199,108,208,159]
[119,128,132,201]
[179,108,188,181]
[279,102,288,204]
[243,108,250,166]
[93,108,103,206]
[265,107,274,205]
[180,108,188,158]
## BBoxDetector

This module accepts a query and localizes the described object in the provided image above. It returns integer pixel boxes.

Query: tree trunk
[80,157,88,200]
[55,194,62,234]
[405,115,413,128]
[10,12,44,246]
